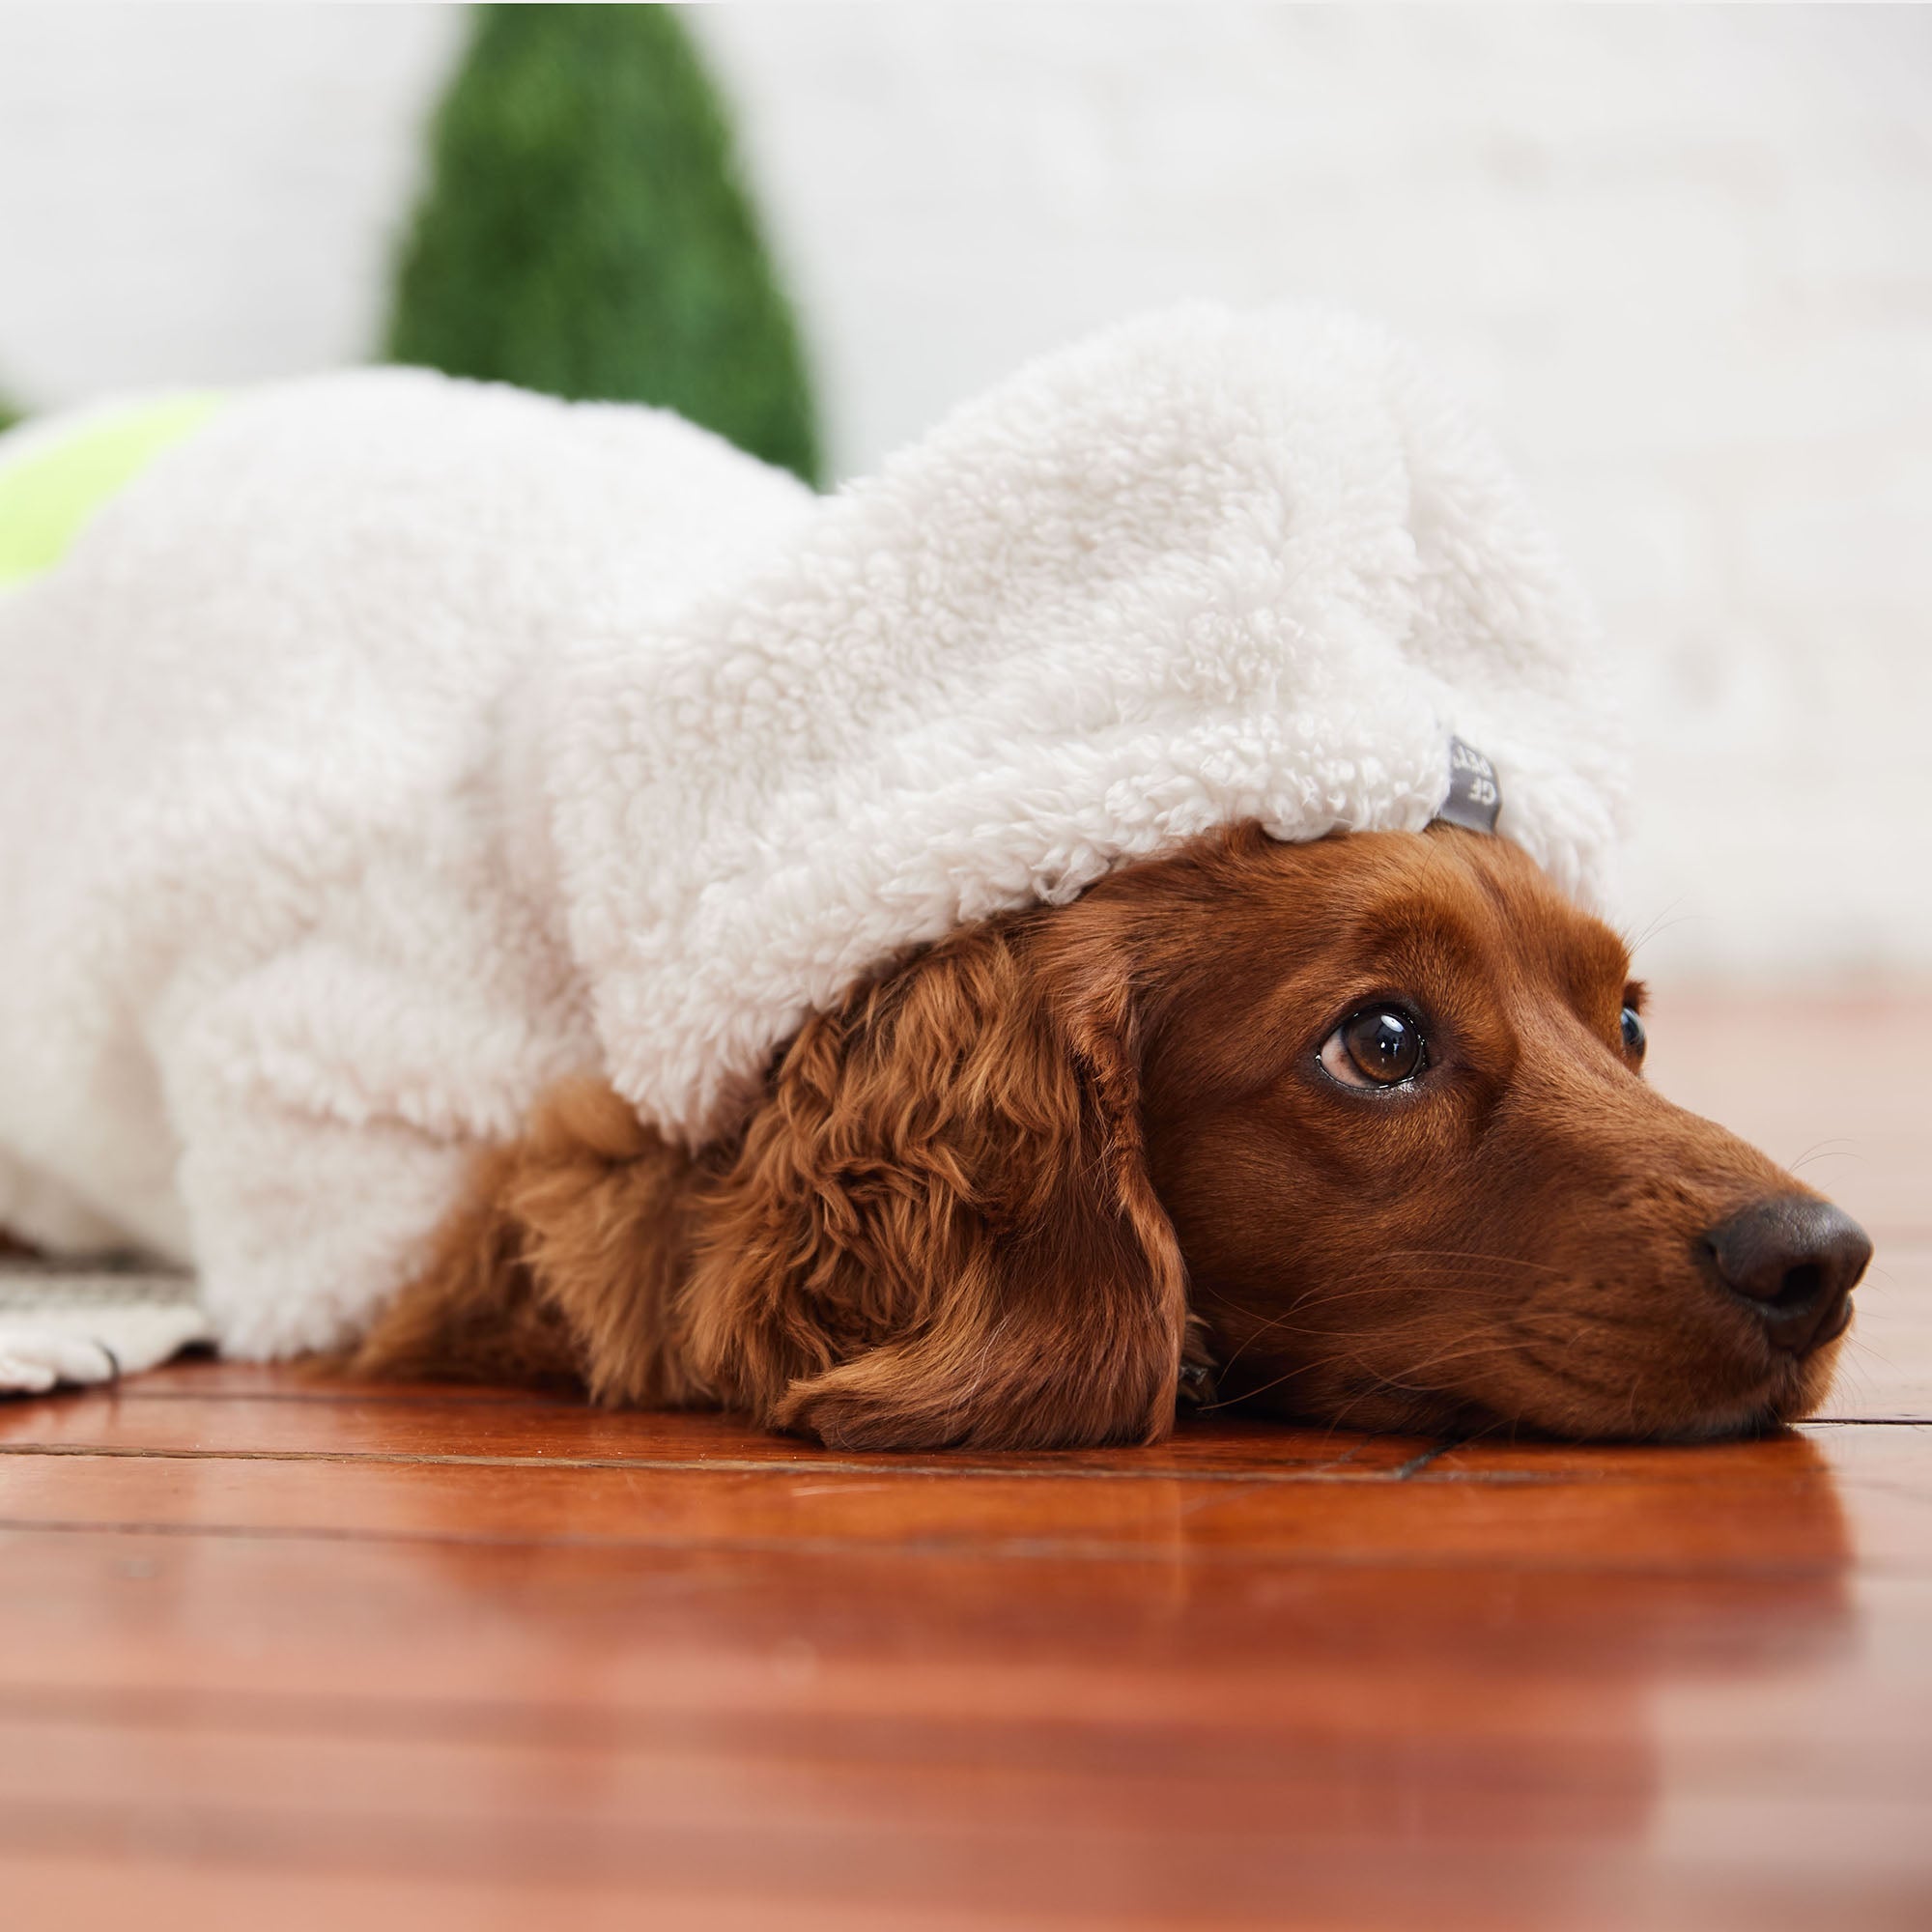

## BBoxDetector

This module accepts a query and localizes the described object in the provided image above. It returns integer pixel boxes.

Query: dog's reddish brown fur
[353,824,1856,1447]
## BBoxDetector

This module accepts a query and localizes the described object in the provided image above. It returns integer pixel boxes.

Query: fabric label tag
[1435,736,1502,835]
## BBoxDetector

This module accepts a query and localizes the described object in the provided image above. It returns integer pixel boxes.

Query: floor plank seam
[0,1440,1866,1490]
[0,1514,1890,1579]
[0,1442,1483,1484]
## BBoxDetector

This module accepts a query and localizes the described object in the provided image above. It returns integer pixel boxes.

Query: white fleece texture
[0,304,1623,1360]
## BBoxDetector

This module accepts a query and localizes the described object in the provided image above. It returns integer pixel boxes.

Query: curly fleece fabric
[0,305,1624,1357]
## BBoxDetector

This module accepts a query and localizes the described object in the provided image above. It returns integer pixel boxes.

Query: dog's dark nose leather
[1703,1196,1872,1354]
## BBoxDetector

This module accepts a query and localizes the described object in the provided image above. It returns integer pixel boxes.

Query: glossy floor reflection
[0,987,1925,1929]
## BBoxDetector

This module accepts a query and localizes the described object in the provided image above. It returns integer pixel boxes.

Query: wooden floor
[0,989,1926,1930]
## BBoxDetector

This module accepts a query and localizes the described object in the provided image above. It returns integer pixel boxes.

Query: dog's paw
[0,1324,120,1393]
[0,1304,211,1396]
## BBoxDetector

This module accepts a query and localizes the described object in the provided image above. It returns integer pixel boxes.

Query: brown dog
[354,823,1871,1449]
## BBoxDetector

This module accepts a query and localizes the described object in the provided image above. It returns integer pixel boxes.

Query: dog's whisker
[1370,1334,1565,1385]
[1369,1249,1573,1278]
[1194,1273,1453,1368]
[1625,902,1709,960]
[1786,1154,1863,1181]
[1623,896,1689,959]
[1509,1302,1659,1338]
[1514,1343,1644,1404]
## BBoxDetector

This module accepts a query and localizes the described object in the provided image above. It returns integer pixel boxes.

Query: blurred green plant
[385,4,820,484]
[0,398,19,436]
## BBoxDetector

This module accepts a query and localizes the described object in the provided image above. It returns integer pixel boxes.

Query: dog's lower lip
[1664,1378,1787,1441]
[1813,1298,1855,1349]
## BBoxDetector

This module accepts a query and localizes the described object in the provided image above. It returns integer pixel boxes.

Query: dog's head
[682,823,1869,1450]
[1120,825,1869,1441]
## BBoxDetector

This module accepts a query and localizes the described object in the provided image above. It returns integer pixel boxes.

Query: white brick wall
[0,6,459,393]
[2,4,1927,980]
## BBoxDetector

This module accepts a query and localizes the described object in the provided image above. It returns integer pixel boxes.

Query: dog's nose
[1701,1196,1872,1354]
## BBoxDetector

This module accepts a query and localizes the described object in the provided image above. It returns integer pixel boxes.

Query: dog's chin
[1742,1335,1846,1434]
[1486,1333,1849,1445]
[1218,1331,1848,1445]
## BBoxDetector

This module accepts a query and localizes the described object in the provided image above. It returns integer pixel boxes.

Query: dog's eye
[1621,1004,1646,1061]
[1320,1008,1428,1091]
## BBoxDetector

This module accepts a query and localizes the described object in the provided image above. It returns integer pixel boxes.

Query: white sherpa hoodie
[0,304,1623,1362]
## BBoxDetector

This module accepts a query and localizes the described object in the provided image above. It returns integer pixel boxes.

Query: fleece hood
[545,303,1626,1144]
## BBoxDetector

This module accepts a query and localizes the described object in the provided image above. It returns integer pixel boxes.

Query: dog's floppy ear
[679,917,1188,1450]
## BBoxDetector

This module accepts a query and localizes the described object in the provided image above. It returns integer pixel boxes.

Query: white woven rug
[0,1257,201,1315]
[0,1260,210,1390]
